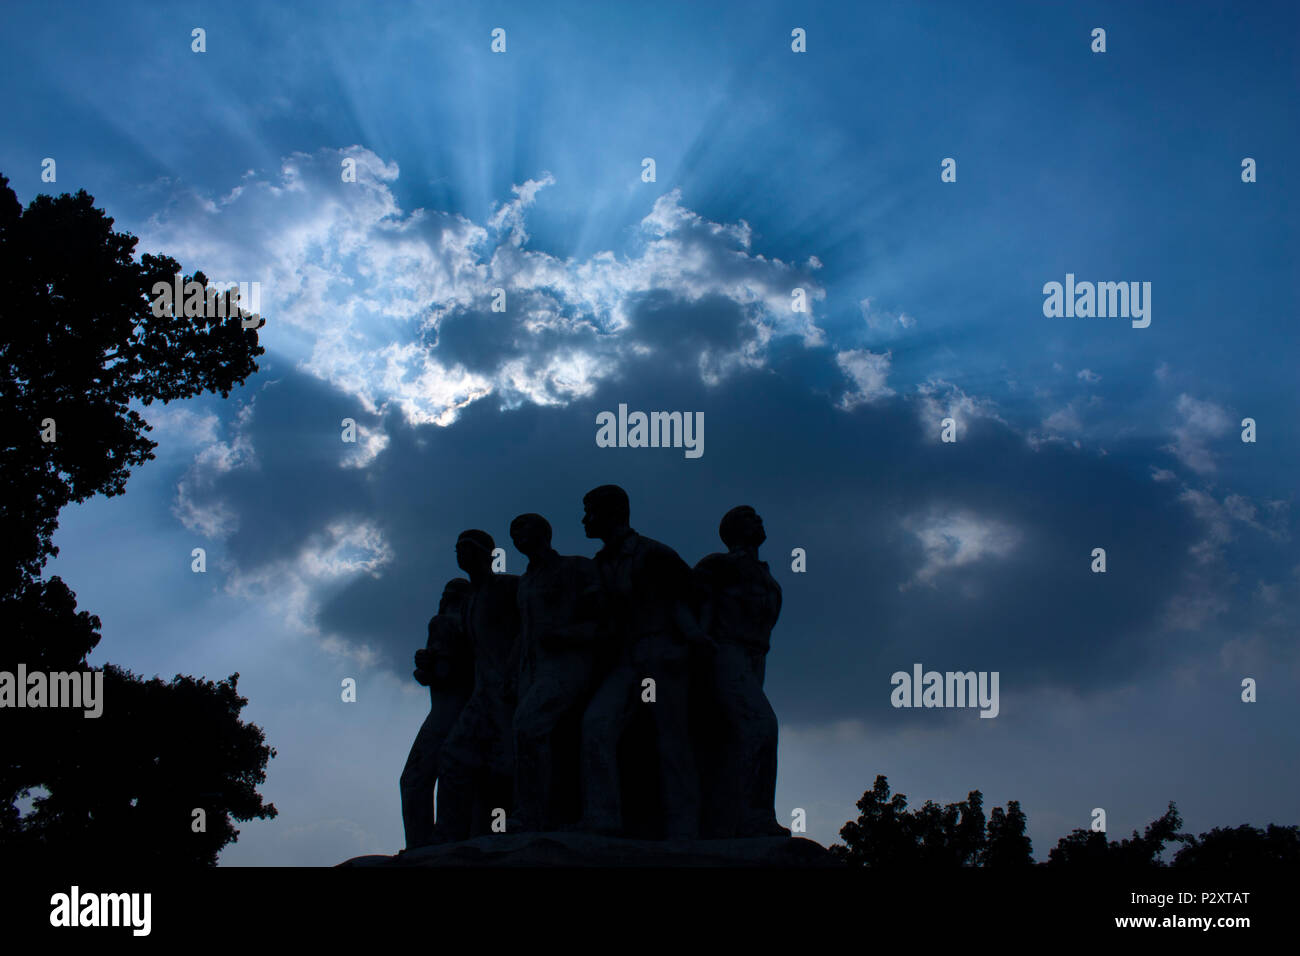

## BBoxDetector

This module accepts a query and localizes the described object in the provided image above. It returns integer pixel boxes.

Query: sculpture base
[339,832,839,867]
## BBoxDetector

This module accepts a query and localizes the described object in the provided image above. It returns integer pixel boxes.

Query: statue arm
[670,558,712,649]
[674,598,713,650]
[693,558,723,637]
[546,563,605,647]
[504,614,522,700]
[414,623,435,682]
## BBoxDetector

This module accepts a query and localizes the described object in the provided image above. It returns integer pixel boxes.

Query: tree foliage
[0,172,263,594]
[829,774,1031,867]
[835,779,1296,869]
[0,173,273,864]
[1047,802,1184,868]
[1173,823,1300,869]
[4,667,276,866]
[985,800,1033,868]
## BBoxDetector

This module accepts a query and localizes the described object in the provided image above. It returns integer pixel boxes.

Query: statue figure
[431,529,521,842]
[694,505,786,837]
[579,484,715,839]
[509,513,605,831]
[400,577,472,849]
[391,493,795,850]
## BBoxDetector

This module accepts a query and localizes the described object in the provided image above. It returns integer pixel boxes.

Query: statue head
[582,484,630,539]
[509,513,553,559]
[455,529,495,575]
[719,505,765,551]
[438,577,472,614]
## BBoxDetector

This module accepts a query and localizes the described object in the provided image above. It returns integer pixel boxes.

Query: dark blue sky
[3,0,1296,862]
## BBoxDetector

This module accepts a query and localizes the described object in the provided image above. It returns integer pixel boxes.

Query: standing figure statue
[579,484,715,839]
[432,529,521,842]
[694,505,787,838]
[509,513,606,832]
[400,577,473,850]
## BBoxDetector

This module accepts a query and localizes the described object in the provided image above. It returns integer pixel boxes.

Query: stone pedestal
[339,832,840,868]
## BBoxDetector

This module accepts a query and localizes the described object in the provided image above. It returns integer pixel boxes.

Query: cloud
[225,517,394,665]
[139,149,828,429]
[142,405,221,448]
[915,379,1005,441]
[1165,394,1232,473]
[1042,400,1084,435]
[1076,368,1101,384]
[836,349,894,408]
[1033,395,1104,446]
[486,173,557,244]
[340,420,390,469]
[1161,486,1291,630]
[1178,487,1289,567]
[126,148,1273,731]
[859,297,915,334]
[172,401,258,539]
[1178,488,1236,565]
[901,510,1022,589]
[156,350,1205,728]
[1223,494,1289,540]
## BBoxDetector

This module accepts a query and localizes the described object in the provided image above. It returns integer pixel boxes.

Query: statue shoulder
[639,535,689,572]
[694,551,732,578]
[560,553,598,581]
[427,613,462,648]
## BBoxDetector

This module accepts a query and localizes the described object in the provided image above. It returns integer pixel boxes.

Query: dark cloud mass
[178,316,1209,728]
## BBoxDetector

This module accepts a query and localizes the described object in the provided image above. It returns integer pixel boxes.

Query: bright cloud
[139,148,828,430]
[902,510,1022,589]
[915,380,1005,442]
[836,349,894,408]
[172,401,258,539]
[225,518,395,666]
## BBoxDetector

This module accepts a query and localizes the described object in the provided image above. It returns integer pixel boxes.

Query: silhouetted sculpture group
[400,485,786,848]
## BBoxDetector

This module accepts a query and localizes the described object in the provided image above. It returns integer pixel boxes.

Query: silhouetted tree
[0,173,262,595]
[956,790,987,863]
[838,781,1296,870]
[829,775,916,866]
[985,800,1033,867]
[0,173,273,863]
[6,666,275,866]
[831,775,1011,867]
[913,791,985,866]
[1173,823,1300,869]
[1048,802,1185,868]
[1045,828,1109,867]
